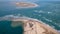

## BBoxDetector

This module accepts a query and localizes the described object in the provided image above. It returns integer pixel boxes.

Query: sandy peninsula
[16,2,38,8]
[11,17,59,34]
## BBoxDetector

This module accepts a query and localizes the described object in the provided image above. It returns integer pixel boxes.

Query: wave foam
[0,14,59,32]
[42,17,53,22]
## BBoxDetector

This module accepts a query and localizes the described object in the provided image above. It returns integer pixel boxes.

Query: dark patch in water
[0,20,24,34]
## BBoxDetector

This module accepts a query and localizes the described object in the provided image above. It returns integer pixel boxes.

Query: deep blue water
[0,1,60,34]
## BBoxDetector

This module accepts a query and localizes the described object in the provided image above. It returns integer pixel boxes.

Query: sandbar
[16,2,38,8]
[11,17,59,34]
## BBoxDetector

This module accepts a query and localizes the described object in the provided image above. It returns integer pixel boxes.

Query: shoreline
[16,2,38,8]
[11,17,59,34]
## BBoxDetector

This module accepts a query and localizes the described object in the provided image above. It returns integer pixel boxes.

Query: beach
[11,17,59,34]
[16,2,38,8]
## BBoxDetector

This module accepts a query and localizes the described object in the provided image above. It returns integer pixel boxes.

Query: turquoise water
[0,21,24,34]
[0,1,60,34]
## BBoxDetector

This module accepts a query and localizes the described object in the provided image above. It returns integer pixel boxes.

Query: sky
[0,0,60,1]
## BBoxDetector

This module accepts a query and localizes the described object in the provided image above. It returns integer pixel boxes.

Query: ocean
[0,1,60,34]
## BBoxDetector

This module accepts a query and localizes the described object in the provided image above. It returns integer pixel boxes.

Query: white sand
[16,2,38,8]
[11,17,59,34]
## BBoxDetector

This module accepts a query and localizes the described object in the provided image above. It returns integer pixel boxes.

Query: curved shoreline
[0,16,59,34]
[16,2,38,8]
[11,17,59,34]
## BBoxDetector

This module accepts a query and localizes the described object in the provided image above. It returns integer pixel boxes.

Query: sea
[0,1,60,34]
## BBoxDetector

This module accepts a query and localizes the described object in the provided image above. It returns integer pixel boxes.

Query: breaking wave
[0,14,37,21]
[0,14,60,32]
[0,14,51,25]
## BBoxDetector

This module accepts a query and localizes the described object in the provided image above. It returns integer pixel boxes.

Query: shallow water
[0,1,60,34]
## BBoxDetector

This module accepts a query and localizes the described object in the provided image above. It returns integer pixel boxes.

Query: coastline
[16,2,38,8]
[11,17,59,34]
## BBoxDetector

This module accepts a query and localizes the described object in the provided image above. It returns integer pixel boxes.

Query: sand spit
[16,2,38,8]
[11,17,59,34]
